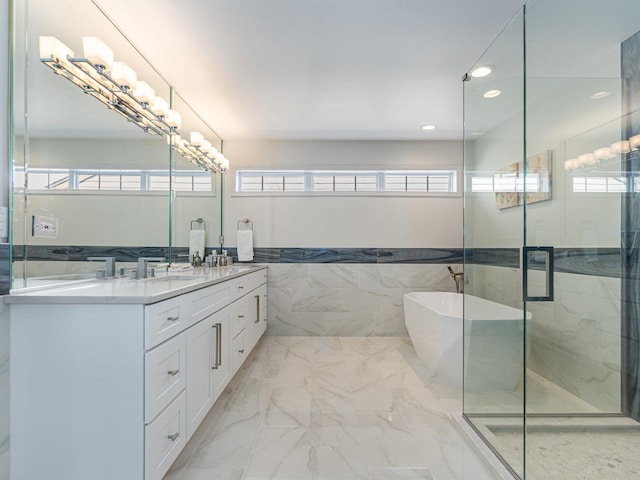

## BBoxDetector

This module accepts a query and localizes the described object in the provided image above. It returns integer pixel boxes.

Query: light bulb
[150,96,170,117]
[111,61,137,89]
[133,81,155,105]
[610,140,631,154]
[199,140,212,153]
[165,110,182,129]
[190,132,204,146]
[39,36,74,61]
[166,134,182,146]
[220,158,230,171]
[578,153,596,166]
[564,159,579,170]
[630,134,640,150]
[82,37,114,69]
[593,147,612,160]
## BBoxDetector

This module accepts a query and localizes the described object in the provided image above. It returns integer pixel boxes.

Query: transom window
[235,169,458,195]
[13,168,214,193]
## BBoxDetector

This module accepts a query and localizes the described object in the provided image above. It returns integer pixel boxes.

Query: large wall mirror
[11,0,223,289]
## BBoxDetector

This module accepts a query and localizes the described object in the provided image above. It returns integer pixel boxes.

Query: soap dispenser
[193,251,202,267]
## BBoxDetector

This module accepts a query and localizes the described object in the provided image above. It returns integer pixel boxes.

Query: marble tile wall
[267,264,457,337]
[470,264,621,413]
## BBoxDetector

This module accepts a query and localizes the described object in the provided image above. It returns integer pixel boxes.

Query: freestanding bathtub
[403,292,531,391]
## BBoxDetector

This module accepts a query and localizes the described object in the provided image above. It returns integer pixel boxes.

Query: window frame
[12,167,216,196]
[232,167,461,197]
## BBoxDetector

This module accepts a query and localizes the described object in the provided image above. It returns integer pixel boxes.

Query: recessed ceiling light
[483,89,501,98]
[421,124,437,131]
[590,91,611,99]
[471,66,493,78]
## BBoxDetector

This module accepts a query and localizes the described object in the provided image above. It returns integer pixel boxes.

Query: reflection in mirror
[11,0,224,289]
[169,92,223,266]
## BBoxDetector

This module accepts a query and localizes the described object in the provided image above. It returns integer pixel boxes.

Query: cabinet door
[246,285,268,353]
[186,304,233,439]
[211,305,232,398]
[185,315,215,439]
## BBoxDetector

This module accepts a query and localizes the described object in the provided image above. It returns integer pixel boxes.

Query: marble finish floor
[488,417,640,480]
[164,336,499,480]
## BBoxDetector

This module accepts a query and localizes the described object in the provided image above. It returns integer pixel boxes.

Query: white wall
[12,137,221,248]
[223,139,463,248]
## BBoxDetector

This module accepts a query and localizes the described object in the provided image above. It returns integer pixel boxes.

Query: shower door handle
[521,246,554,302]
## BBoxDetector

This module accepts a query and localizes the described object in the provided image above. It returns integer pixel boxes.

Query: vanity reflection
[12,0,223,289]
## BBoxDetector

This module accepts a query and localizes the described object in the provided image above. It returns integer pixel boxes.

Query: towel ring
[237,218,253,231]
[191,218,206,231]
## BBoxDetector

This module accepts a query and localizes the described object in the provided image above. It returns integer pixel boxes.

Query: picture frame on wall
[495,150,552,210]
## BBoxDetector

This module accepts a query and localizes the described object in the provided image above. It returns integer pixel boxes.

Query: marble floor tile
[164,336,501,480]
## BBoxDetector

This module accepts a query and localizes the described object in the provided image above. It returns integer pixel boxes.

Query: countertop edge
[4,265,268,305]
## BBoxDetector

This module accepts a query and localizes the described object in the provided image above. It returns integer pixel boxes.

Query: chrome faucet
[88,256,116,277]
[447,266,464,293]
[137,257,166,279]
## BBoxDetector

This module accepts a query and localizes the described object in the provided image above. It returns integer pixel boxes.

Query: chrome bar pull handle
[211,323,221,370]
[167,316,179,322]
[216,323,222,367]
[255,295,260,323]
[521,246,554,302]
[167,433,179,442]
[167,369,179,376]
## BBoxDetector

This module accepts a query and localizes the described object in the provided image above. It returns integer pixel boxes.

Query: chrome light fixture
[39,35,229,173]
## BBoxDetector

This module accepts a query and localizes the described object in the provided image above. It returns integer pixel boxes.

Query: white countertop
[4,265,267,305]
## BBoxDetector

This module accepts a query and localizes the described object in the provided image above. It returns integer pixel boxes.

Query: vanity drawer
[145,296,188,349]
[145,390,187,480]
[231,300,247,338]
[145,332,186,423]
[232,269,267,301]
[188,281,233,327]
[231,333,246,374]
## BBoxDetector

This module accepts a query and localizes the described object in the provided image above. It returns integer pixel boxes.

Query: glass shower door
[523,1,639,479]
[464,1,640,479]
[462,8,527,478]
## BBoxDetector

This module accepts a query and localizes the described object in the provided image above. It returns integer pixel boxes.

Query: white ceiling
[91,0,525,141]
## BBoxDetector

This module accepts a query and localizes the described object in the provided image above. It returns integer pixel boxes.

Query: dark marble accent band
[377,248,463,264]
[465,248,520,268]
[0,243,10,295]
[621,30,640,421]
[464,247,621,278]
[226,247,461,264]
[10,245,622,275]
[12,245,171,262]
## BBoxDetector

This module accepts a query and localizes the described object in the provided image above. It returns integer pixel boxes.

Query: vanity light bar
[38,35,229,173]
[565,134,640,171]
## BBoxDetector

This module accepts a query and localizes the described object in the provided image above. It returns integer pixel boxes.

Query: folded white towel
[237,229,254,262]
[189,230,205,258]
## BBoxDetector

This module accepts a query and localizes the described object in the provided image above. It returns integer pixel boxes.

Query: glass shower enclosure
[463,1,640,478]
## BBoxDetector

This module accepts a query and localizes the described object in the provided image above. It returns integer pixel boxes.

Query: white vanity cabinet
[231,283,268,374]
[8,266,267,480]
